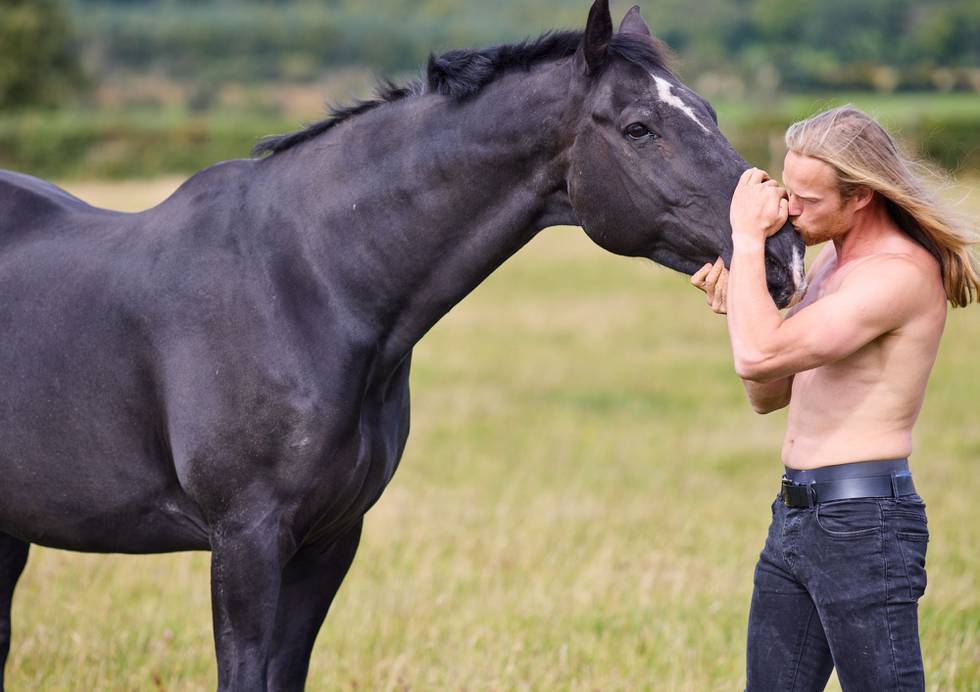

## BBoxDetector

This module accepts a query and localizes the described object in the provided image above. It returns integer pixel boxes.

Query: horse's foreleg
[266,519,363,692]
[209,521,292,692]
[0,534,29,692]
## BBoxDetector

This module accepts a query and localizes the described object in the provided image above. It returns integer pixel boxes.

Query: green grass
[6,181,980,690]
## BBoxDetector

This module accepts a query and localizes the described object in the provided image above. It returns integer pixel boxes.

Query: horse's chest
[359,372,412,495]
[309,359,413,530]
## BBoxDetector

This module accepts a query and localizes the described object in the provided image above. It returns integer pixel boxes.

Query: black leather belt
[781,473,916,508]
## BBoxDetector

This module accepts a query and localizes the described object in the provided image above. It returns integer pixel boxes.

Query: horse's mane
[252,30,669,157]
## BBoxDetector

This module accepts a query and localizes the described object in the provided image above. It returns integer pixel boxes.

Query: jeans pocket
[815,499,882,537]
[897,493,927,509]
[897,531,929,600]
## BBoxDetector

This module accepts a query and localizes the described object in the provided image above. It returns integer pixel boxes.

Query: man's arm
[733,243,838,412]
[724,168,931,383]
[728,245,928,383]
[691,254,797,414]
[728,248,924,382]
[693,245,835,414]
[741,376,793,414]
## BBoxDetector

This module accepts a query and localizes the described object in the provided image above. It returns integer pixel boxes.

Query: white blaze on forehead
[651,75,710,133]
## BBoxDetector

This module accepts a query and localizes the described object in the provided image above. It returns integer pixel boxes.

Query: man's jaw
[793,223,820,247]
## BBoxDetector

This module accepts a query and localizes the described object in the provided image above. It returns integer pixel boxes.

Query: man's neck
[832,197,903,264]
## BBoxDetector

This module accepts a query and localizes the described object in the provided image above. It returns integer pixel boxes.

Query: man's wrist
[732,237,765,255]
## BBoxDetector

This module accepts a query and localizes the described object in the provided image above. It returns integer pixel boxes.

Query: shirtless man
[691,106,979,690]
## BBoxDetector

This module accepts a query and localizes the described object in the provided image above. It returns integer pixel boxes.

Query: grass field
[6,178,979,690]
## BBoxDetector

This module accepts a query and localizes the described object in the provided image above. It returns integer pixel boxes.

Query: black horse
[0,3,803,689]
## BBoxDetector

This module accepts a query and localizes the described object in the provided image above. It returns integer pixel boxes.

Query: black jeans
[746,465,929,691]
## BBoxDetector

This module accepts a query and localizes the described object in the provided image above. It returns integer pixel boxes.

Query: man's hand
[691,257,728,314]
[730,168,789,251]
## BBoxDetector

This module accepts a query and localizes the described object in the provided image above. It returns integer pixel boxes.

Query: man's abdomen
[781,368,920,469]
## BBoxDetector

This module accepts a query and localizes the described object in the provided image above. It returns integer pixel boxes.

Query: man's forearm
[741,376,793,414]
[726,241,785,380]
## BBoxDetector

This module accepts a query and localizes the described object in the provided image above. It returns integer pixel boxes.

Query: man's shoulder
[836,251,945,330]
[839,250,938,293]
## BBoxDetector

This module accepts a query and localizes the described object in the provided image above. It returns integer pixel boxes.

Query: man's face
[782,150,855,246]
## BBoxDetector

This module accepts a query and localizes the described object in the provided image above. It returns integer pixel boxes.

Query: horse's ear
[618,5,652,37]
[581,0,613,74]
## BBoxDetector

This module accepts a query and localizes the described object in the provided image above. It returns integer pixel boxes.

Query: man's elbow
[749,397,789,415]
[734,354,776,382]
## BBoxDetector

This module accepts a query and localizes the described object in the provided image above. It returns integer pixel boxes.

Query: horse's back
[0,170,124,243]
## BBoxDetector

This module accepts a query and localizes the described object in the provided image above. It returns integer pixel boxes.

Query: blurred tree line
[2,0,978,177]
[67,0,980,88]
[2,0,978,108]
[0,0,83,109]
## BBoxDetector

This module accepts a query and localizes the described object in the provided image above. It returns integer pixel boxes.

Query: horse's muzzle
[764,222,807,309]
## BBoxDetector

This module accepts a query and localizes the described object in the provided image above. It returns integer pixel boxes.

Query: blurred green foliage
[3,94,978,179]
[65,0,979,89]
[1,1,978,178]
[0,109,293,178]
[0,0,83,108]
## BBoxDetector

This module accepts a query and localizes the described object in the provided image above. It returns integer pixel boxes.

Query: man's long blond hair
[785,105,980,307]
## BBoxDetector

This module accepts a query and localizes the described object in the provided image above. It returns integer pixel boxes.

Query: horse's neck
[266,60,581,372]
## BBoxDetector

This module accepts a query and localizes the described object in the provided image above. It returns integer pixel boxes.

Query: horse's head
[565,2,804,308]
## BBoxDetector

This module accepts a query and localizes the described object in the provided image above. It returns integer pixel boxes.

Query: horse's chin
[650,246,804,310]
[648,247,705,276]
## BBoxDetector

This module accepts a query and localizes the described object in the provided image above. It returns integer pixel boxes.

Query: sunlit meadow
[6,178,979,690]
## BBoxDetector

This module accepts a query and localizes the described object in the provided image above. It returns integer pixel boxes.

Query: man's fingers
[771,198,790,236]
[692,262,712,283]
[691,262,713,291]
[706,258,727,306]
[706,257,724,287]
[738,167,767,191]
[711,280,726,313]
[698,263,728,314]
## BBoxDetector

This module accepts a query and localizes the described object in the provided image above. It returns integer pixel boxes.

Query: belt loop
[889,472,899,498]
[806,481,816,508]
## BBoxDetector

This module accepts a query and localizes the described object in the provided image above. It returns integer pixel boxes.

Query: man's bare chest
[793,263,840,312]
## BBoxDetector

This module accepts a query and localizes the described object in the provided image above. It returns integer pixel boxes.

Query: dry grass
[6,177,979,690]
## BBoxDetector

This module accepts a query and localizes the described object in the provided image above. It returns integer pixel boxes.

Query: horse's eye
[625,123,656,141]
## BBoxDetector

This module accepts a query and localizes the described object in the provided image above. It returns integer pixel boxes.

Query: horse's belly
[0,483,210,554]
[0,438,210,553]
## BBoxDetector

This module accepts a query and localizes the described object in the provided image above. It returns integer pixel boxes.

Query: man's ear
[580,0,612,75]
[851,185,875,212]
